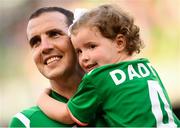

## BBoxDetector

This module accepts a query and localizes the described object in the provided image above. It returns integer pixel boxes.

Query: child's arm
[37,88,74,124]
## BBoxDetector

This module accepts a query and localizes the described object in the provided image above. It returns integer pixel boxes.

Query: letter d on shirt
[110,69,126,85]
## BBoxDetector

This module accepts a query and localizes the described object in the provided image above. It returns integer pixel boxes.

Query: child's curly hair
[70,4,144,55]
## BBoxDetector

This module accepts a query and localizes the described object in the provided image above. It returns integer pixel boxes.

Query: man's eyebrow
[27,33,37,42]
[45,28,65,35]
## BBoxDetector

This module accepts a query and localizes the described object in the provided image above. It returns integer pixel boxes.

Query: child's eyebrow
[84,41,96,46]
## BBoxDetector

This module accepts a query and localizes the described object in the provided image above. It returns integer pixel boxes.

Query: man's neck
[50,71,83,99]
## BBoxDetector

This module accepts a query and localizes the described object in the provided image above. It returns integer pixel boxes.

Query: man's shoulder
[9,106,40,127]
[20,106,40,116]
[9,106,76,127]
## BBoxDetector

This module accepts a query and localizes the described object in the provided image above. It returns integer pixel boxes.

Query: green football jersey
[9,91,76,127]
[68,58,180,127]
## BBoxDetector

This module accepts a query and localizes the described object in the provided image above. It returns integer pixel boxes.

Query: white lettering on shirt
[109,69,126,85]
[110,62,154,86]
[128,64,141,80]
[138,63,150,77]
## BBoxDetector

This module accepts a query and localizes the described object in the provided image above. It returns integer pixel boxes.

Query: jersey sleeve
[67,76,101,126]
[9,112,31,128]
[9,118,25,127]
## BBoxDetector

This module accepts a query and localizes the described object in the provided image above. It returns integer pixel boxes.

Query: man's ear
[114,34,126,52]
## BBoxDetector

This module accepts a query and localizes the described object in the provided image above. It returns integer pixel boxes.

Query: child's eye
[89,44,96,49]
[76,49,82,55]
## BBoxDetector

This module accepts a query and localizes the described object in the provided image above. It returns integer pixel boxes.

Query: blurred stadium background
[0,0,179,127]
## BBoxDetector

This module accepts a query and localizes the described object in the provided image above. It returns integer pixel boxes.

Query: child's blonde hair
[70,4,144,55]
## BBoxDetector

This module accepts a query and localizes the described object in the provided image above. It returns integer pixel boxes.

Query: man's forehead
[31,11,67,23]
[27,12,68,38]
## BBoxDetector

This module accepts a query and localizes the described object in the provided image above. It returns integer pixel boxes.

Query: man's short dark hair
[29,6,74,27]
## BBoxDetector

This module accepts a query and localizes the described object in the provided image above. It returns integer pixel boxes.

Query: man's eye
[29,36,40,48]
[48,31,60,38]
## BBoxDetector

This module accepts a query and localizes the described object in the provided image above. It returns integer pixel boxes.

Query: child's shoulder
[87,58,150,74]
[85,63,115,77]
[83,58,151,80]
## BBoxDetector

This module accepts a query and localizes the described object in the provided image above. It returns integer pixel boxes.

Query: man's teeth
[46,57,60,64]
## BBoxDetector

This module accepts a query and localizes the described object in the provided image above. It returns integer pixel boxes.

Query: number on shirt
[148,80,176,127]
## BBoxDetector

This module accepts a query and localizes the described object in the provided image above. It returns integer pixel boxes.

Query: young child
[38,4,180,127]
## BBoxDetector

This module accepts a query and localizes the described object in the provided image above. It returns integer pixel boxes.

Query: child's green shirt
[68,58,180,127]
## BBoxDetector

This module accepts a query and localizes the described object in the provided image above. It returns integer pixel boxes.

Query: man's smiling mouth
[45,56,63,65]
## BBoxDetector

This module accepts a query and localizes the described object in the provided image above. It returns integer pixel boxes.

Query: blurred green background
[0,0,180,126]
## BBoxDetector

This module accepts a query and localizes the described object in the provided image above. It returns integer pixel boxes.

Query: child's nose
[81,52,90,63]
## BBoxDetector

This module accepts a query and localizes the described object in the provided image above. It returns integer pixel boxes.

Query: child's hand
[36,88,74,124]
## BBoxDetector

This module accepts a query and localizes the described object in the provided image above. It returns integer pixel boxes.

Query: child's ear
[114,34,126,52]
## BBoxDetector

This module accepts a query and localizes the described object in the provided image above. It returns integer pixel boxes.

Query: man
[9,7,85,127]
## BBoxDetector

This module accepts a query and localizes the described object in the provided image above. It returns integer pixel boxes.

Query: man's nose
[41,37,53,54]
